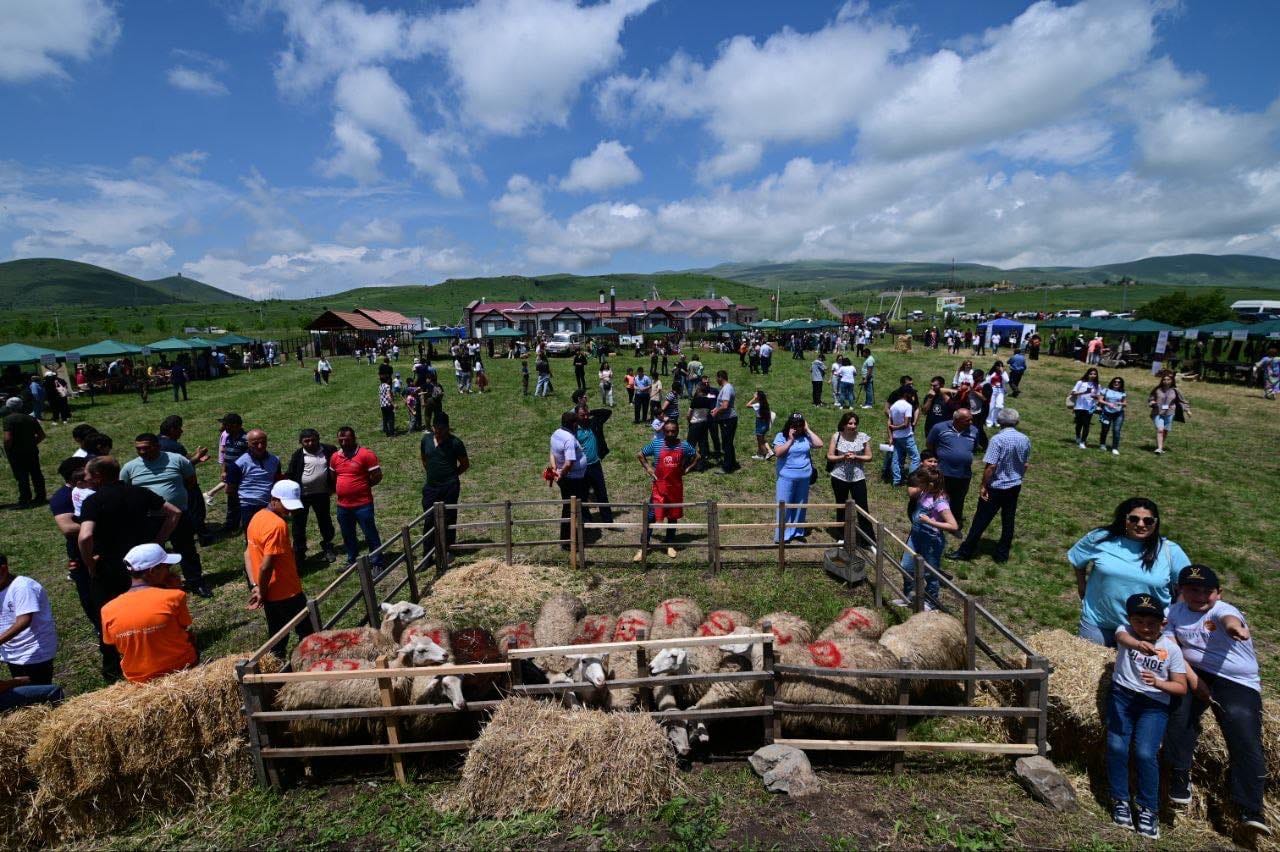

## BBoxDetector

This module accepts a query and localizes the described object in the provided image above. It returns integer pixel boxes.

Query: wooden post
[963,598,977,706]
[356,556,379,627]
[639,502,651,567]
[433,501,448,575]
[912,553,924,614]
[236,661,279,788]
[706,500,720,574]
[776,500,786,574]
[873,522,886,608]
[843,500,855,561]
[569,495,580,571]
[574,495,587,569]
[892,656,910,774]
[761,621,778,744]
[306,598,323,633]
[1024,655,1042,749]
[400,527,418,603]
[635,628,652,711]
[375,655,407,784]
[509,637,524,686]
[1028,655,1049,754]
[503,500,514,564]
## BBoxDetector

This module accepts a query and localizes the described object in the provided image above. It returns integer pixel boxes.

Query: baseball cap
[1177,564,1220,590]
[271,479,305,510]
[1125,593,1163,619]
[124,543,182,573]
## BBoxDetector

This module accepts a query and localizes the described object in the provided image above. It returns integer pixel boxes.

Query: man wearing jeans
[711,370,739,473]
[246,481,314,660]
[948,408,1030,564]
[330,426,384,567]
[861,349,876,408]
[420,413,469,553]
[886,391,920,486]
[286,429,337,563]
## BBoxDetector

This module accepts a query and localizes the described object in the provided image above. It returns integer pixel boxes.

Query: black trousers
[1073,409,1093,443]
[1165,669,1266,815]
[293,491,336,555]
[830,476,875,547]
[1009,369,1025,396]
[575,368,586,391]
[381,405,396,436]
[956,484,1020,560]
[263,592,314,662]
[8,451,45,504]
[557,475,589,543]
[943,475,972,531]
[224,486,240,531]
[633,393,650,423]
[582,462,614,523]
[92,568,131,682]
[168,511,205,584]
[422,477,461,548]
[172,379,188,401]
[761,356,771,374]
[718,418,739,472]
[687,421,711,468]
[812,380,823,405]
[7,659,55,685]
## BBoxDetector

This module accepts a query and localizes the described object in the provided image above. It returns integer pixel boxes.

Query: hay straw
[0,703,53,844]
[425,557,572,626]
[453,698,683,818]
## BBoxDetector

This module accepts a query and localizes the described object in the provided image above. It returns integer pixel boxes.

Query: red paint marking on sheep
[838,608,872,630]
[613,615,648,641]
[771,628,795,646]
[661,601,681,626]
[306,659,363,672]
[807,641,844,668]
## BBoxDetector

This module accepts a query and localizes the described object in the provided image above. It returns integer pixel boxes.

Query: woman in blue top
[1069,367,1100,449]
[1097,376,1127,455]
[772,412,822,542]
[1068,497,1191,647]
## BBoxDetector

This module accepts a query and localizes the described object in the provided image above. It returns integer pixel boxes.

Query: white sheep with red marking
[378,601,427,643]
[648,598,703,640]
[754,612,813,652]
[818,606,885,641]
[777,638,899,737]
[606,609,653,711]
[290,626,395,671]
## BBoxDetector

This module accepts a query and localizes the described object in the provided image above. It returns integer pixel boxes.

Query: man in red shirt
[329,426,385,568]
[246,479,313,659]
[100,543,197,683]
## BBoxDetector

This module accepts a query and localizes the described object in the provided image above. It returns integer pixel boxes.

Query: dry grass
[424,557,574,627]
[0,704,54,844]
[452,697,684,818]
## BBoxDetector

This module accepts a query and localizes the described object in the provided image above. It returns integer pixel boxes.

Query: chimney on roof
[598,289,605,305]
[610,286,616,317]
[642,298,648,312]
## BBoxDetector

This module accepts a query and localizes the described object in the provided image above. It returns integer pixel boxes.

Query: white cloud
[323,116,383,184]
[167,66,229,96]
[272,0,418,96]
[76,241,177,277]
[559,140,642,193]
[993,122,1113,166]
[0,0,120,83]
[1135,100,1280,175]
[337,216,403,245]
[697,142,763,183]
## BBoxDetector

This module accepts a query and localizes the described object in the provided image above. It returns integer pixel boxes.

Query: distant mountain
[697,254,1280,292]
[0,258,247,307]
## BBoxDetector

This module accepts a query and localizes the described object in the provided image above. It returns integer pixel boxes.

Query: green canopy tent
[74,339,144,359]
[776,318,808,330]
[414,328,458,341]
[185,337,219,349]
[0,343,63,367]
[751,319,782,330]
[1120,320,1181,334]
[485,327,527,338]
[214,333,254,346]
[644,324,679,335]
[1036,317,1076,329]
[1187,320,1250,337]
[584,325,620,337]
[709,321,751,333]
[1246,319,1280,339]
[146,337,196,352]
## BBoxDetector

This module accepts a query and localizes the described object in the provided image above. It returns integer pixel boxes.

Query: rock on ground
[1014,755,1078,812]
[749,744,820,798]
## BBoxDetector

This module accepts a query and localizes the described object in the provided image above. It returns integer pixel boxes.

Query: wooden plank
[776,739,1039,756]
[433,501,448,575]
[243,662,510,684]
[400,527,418,604]
[893,657,909,773]
[648,706,772,722]
[503,501,513,564]
[356,556,379,626]
[375,656,406,784]
[873,522,886,608]
[773,665,1045,681]
[964,598,977,706]
[569,495,579,571]
[508,669,772,695]
[635,628,652,712]
[236,660,276,788]
[507,632,774,659]
[253,700,506,722]
[776,500,786,574]
[761,619,778,745]
[772,703,1039,718]
[261,740,476,758]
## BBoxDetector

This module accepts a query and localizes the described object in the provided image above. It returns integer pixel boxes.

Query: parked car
[545,331,585,355]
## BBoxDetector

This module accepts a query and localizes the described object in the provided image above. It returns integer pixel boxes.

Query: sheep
[400,620,452,654]
[754,612,814,651]
[290,626,395,671]
[818,606,886,642]
[534,593,586,646]
[777,639,900,738]
[611,609,651,642]
[695,610,752,637]
[571,613,617,645]
[648,625,759,753]
[606,610,652,711]
[378,600,427,643]
[495,621,535,654]
[649,597,703,640]
[877,610,967,701]
[448,628,504,702]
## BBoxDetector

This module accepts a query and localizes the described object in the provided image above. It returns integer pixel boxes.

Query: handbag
[1173,400,1186,423]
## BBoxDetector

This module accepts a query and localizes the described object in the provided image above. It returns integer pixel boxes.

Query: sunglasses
[1126,515,1156,527]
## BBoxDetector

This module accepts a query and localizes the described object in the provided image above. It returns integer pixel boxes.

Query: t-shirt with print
[1072,381,1098,412]
[1099,388,1126,416]
[331,446,381,509]
[0,575,57,665]
[1165,600,1261,692]
[101,586,196,683]
[246,508,303,602]
[299,448,330,495]
[1112,628,1185,704]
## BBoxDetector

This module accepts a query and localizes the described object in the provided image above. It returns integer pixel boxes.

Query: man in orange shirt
[100,543,197,684]
[246,479,313,659]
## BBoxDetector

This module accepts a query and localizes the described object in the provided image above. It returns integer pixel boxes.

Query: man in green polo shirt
[419,413,469,550]
[120,432,210,597]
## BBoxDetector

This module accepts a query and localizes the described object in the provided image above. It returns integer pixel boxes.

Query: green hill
[0,258,247,308]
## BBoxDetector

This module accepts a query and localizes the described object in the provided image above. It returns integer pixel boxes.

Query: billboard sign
[936,295,966,312]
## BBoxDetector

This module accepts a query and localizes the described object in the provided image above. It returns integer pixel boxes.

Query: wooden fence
[236,499,1050,787]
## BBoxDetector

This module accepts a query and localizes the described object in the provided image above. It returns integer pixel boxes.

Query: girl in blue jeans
[1108,593,1188,840]
[895,467,957,610]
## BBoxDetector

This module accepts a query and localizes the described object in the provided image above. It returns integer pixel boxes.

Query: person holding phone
[773,412,822,542]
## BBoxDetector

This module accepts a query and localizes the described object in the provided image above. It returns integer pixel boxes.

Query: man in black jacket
[285,428,337,563]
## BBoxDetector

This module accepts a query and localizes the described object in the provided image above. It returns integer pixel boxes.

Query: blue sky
[2,0,1278,299]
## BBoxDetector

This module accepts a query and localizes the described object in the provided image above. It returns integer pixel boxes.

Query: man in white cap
[246,480,314,658]
[100,543,196,684]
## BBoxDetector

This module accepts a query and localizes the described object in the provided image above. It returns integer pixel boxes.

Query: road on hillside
[819,297,842,318]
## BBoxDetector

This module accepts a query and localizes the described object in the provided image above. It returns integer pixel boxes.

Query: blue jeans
[1078,618,1119,648]
[1107,684,1170,811]
[863,379,874,406]
[337,502,383,567]
[902,520,944,603]
[0,683,64,710]
[774,474,811,542]
[837,381,854,407]
[1099,413,1124,450]
[891,433,921,486]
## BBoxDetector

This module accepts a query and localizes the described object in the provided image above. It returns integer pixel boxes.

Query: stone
[1015,755,1078,812]
[749,744,820,797]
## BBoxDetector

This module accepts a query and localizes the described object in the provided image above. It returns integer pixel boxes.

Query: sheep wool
[649,598,703,640]
[534,593,587,647]
[612,610,652,641]
[496,622,535,654]
[778,639,899,737]
[877,611,967,700]
[755,612,813,651]
[572,614,617,645]
[818,606,886,641]
[607,610,653,711]
[277,659,404,745]
[401,621,453,656]
[695,610,752,637]
[290,627,395,671]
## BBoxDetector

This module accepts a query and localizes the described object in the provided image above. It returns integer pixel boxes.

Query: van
[1058,309,1083,319]
[545,331,585,355]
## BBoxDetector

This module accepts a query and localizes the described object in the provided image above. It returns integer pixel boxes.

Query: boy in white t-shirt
[1163,565,1269,835]
[1108,593,1188,839]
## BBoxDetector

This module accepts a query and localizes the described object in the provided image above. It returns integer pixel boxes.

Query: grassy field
[7,339,1277,848]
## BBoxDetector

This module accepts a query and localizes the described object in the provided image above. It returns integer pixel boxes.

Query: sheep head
[567,653,610,688]
[379,601,426,641]
[397,637,448,667]
[649,647,688,676]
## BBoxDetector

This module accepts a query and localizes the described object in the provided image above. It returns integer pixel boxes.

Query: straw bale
[755,612,813,651]
[695,610,752,637]
[453,698,683,818]
[649,598,702,640]
[424,557,572,626]
[878,611,967,700]
[819,606,885,641]
[0,703,53,842]
[26,654,279,841]
[779,639,899,738]
[291,627,394,670]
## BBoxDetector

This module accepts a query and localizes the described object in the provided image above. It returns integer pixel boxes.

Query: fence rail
[237,499,1049,788]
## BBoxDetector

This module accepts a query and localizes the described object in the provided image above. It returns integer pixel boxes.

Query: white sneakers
[1112,449,1120,456]
[1078,442,1087,449]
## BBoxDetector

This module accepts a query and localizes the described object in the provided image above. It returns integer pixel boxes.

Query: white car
[545,331,585,355]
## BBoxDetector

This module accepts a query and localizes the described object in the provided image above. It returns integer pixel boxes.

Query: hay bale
[535,593,586,646]
[454,698,683,818]
[695,609,751,637]
[878,611,967,700]
[0,703,53,843]
[27,654,279,841]
[819,606,885,641]
[779,639,898,737]
[424,557,572,625]
[290,627,394,670]
[755,612,813,651]
[650,598,702,640]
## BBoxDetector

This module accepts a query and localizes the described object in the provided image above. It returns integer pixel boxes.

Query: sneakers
[1134,805,1159,840]
[1112,449,1120,456]
[666,546,678,559]
[889,596,912,608]
[1154,447,1165,454]
[750,454,765,460]
[1111,799,1133,829]
[1078,442,1087,449]
[921,600,937,612]
[1100,444,1108,451]
[1242,813,1272,835]
[632,549,644,562]
[1168,772,1192,806]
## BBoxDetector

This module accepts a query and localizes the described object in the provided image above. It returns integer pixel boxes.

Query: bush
[1135,288,1232,327]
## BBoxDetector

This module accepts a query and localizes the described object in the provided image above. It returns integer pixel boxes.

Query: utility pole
[54,313,60,339]
[774,284,780,321]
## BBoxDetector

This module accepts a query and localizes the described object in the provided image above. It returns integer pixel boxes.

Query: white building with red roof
[464,291,757,337]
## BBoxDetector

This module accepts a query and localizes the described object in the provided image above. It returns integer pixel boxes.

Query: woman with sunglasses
[1067,497,1191,647]
[772,412,822,542]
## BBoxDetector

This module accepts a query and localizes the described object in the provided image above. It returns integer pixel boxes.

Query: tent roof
[978,317,1025,330]
[75,339,143,358]
[146,337,195,352]
[0,343,63,367]
[645,324,679,334]
[415,328,459,340]
[1190,320,1250,334]
[751,319,781,329]
[710,321,751,332]
[215,333,254,345]
[1246,319,1280,338]
[486,326,527,338]
[584,325,619,336]
[185,337,219,348]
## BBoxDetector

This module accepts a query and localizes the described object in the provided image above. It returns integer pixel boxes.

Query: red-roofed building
[464,294,757,337]
[306,308,415,333]
[353,308,413,328]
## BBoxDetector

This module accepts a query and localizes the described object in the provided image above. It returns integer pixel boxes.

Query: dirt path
[819,297,842,318]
